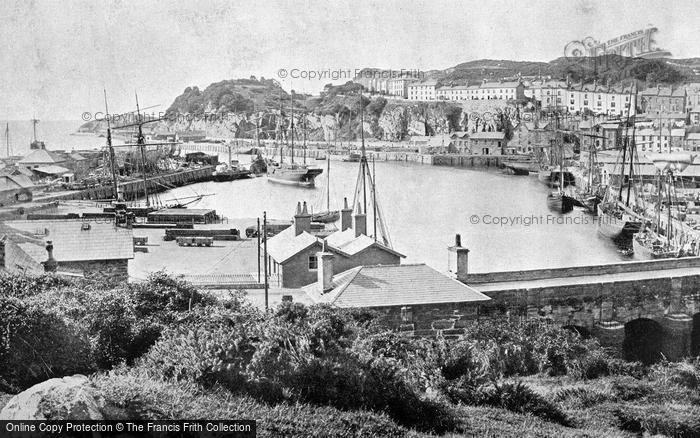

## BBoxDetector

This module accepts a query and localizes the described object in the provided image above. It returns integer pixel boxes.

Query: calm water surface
[159,157,629,273]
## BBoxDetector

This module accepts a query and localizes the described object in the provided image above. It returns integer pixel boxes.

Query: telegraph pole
[263,211,269,310]
[256,217,261,283]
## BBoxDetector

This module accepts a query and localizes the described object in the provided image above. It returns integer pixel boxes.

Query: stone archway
[691,313,700,357]
[563,325,591,339]
[623,318,664,365]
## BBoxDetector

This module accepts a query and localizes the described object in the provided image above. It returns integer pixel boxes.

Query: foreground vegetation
[1,272,699,437]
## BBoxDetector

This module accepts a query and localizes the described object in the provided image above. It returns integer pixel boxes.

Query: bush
[480,382,570,426]
[0,296,93,390]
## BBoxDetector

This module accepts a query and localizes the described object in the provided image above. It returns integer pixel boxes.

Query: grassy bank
[1,272,699,437]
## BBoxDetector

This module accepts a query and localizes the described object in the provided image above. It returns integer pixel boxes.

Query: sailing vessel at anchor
[633,153,697,258]
[267,90,322,187]
[311,156,340,223]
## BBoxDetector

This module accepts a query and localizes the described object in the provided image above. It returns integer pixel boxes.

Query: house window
[308,255,318,270]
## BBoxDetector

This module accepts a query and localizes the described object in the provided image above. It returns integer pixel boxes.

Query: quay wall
[469,266,700,360]
[35,166,214,203]
[466,256,700,284]
[180,142,505,169]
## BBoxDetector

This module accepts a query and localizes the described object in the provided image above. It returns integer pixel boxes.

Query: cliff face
[80,78,523,142]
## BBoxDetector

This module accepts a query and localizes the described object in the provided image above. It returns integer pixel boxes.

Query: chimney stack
[44,240,57,272]
[294,201,312,236]
[317,246,334,293]
[353,204,367,237]
[340,197,352,231]
[448,234,469,282]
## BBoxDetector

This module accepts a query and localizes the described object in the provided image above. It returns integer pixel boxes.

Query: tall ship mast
[266,89,322,187]
[596,85,644,242]
[633,153,697,258]
[351,90,392,247]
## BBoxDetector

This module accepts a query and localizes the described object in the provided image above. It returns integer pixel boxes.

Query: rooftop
[18,149,64,165]
[470,131,506,140]
[266,225,320,264]
[4,219,134,263]
[304,263,491,308]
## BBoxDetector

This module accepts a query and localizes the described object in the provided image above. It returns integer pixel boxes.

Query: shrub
[0,273,71,299]
[141,318,256,390]
[480,381,570,426]
[0,296,93,390]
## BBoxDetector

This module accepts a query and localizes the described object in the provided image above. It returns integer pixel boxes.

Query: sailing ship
[212,143,251,181]
[267,91,322,187]
[311,156,340,223]
[343,152,361,162]
[350,91,393,247]
[546,132,577,213]
[633,153,697,258]
[597,89,643,241]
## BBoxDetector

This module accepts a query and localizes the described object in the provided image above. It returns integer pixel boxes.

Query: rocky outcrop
[0,375,102,420]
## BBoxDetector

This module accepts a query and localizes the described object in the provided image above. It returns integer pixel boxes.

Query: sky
[1,0,699,120]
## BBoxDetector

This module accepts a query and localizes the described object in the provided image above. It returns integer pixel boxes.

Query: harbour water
[157,156,630,273]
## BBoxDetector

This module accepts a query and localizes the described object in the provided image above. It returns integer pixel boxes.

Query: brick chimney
[340,197,352,231]
[44,240,57,272]
[353,204,367,237]
[294,201,312,236]
[448,234,469,282]
[317,247,334,293]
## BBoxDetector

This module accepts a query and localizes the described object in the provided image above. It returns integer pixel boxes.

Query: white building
[407,80,438,101]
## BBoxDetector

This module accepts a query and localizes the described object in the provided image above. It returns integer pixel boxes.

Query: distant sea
[0,120,117,158]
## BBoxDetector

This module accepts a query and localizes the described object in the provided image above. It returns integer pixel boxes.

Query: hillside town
[3,2,700,437]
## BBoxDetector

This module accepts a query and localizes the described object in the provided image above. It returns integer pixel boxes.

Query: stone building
[1,219,134,281]
[640,86,686,113]
[469,131,506,155]
[0,174,34,205]
[265,201,404,288]
[303,235,489,332]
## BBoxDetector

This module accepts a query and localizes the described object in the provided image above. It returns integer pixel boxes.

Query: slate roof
[470,131,506,140]
[0,174,34,190]
[304,263,491,308]
[266,226,321,264]
[18,149,64,164]
[4,220,134,262]
[32,165,71,175]
[324,228,405,258]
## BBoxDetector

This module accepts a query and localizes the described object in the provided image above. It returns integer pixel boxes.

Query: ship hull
[538,169,576,188]
[546,192,575,214]
[632,234,676,259]
[267,166,323,187]
[596,204,641,240]
[212,170,251,182]
[312,210,340,223]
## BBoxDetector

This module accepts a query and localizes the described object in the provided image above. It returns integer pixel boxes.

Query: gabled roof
[325,228,405,258]
[304,263,491,308]
[69,153,86,161]
[470,131,506,140]
[32,165,71,175]
[0,174,34,191]
[4,220,134,262]
[266,225,321,264]
[18,149,64,165]
[686,133,700,141]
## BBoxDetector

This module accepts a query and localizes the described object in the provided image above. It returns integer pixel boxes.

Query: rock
[0,375,103,420]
